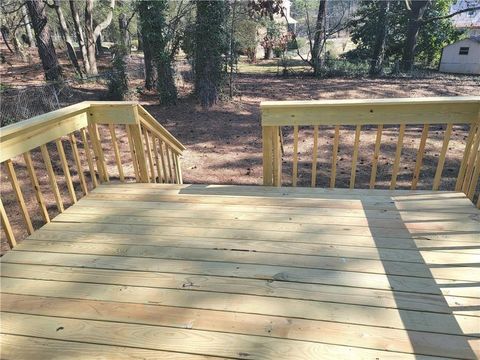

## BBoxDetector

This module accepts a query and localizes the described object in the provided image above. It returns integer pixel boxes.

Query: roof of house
[444,36,480,48]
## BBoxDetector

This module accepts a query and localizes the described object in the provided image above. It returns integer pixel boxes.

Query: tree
[25,0,62,82]
[401,0,429,72]
[138,1,177,104]
[311,0,327,75]
[69,0,90,74]
[369,0,390,75]
[194,1,228,107]
[84,0,116,75]
[347,0,467,71]
[49,0,82,76]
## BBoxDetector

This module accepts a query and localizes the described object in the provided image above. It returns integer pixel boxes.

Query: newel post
[262,126,282,187]
[130,105,150,183]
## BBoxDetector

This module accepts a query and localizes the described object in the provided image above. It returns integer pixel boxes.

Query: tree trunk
[369,0,390,76]
[84,0,115,75]
[137,25,143,51]
[118,13,130,53]
[401,0,430,72]
[141,30,157,90]
[52,0,82,76]
[195,0,226,107]
[137,2,157,90]
[22,5,34,47]
[264,46,274,59]
[25,0,62,82]
[312,0,327,76]
[69,0,90,74]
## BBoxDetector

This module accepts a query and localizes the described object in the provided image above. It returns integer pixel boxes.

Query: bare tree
[84,0,116,75]
[69,0,90,74]
[49,0,82,76]
[25,0,62,82]
[369,0,390,76]
[311,0,327,76]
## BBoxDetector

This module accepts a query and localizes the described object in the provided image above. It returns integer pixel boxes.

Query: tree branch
[93,0,115,40]
[423,6,480,23]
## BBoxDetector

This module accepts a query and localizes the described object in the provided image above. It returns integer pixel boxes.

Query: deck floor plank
[1,184,479,359]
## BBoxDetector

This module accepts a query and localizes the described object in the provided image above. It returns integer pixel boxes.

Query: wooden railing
[0,101,185,248]
[261,96,480,207]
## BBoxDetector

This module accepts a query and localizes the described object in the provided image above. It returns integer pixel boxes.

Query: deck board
[1,183,479,359]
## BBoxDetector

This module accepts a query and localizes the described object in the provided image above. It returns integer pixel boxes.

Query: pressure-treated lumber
[108,124,125,182]
[5,160,34,234]
[292,125,299,186]
[369,124,383,189]
[68,133,88,195]
[330,125,340,188]
[390,123,406,190]
[433,123,453,190]
[311,125,319,187]
[0,198,16,248]
[55,138,77,204]
[79,127,98,188]
[411,124,429,190]
[1,183,479,359]
[350,124,361,189]
[23,152,50,223]
[40,144,64,213]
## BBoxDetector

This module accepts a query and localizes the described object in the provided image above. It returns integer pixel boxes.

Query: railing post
[130,106,150,183]
[263,125,282,187]
[262,126,274,186]
[86,111,109,183]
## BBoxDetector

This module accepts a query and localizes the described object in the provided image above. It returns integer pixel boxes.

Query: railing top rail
[0,101,185,162]
[261,96,480,127]
[261,96,480,109]
[0,101,91,139]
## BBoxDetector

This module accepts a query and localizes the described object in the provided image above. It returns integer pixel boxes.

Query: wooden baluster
[165,145,173,183]
[311,125,319,187]
[462,125,480,193]
[23,151,50,223]
[292,125,299,187]
[456,123,477,191]
[411,124,429,190]
[390,123,406,190]
[88,123,109,183]
[80,128,98,188]
[143,128,156,183]
[262,126,274,186]
[432,123,453,191]
[467,149,480,200]
[158,139,168,183]
[40,144,64,213]
[330,125,340,188]
[128,123,149,183]
[5,159,34,234]
[0,198,16,248]
[69,133,88,195]
[170,149,178,184]
[126,125,140,182]
[369,124,383,189]
[174,154,183,184]
[350,125,361,189]
[55,138,77,204]
[109,124,125,182]
[273,127,282,187]
[152,136,162,183]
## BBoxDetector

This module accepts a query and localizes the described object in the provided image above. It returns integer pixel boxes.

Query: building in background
[450,0,480,36]
[439,36,480,74]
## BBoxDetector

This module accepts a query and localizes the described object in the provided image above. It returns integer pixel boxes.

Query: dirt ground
[1,52,480,253]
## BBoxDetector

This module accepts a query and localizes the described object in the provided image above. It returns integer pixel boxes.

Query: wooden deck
[1,183,479,359]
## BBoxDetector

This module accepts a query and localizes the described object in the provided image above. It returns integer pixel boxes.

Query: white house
[439,36,480,74]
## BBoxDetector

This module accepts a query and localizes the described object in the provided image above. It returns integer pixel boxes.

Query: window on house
[459,47,470,55]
